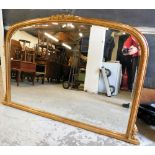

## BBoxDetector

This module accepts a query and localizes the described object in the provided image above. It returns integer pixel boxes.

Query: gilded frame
[3,14,149,145]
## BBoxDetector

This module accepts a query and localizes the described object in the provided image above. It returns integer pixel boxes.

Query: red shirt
[123,36,139,57]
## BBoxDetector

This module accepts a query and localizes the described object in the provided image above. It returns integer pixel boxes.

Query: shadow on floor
[136,119,155,142]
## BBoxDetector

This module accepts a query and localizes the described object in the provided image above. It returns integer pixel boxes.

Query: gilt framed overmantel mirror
[3,14,149,145]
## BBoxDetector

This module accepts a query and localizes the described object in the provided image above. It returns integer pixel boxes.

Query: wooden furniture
[35,34,68,83]
[36,64,46,84]
[46,61,62,82]
[19,39,35,63]
[11,39,35,62]
[24,47,35,63]
[19,39,30,49]
[11,60,36,86]
[11,39,36,86]
[11,39,22,60]
[37,30,53,60]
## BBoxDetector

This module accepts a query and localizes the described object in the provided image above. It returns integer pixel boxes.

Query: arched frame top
[3,14,149,145]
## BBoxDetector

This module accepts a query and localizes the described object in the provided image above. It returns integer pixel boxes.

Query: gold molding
[3,14,149,145]
[2,101,139,145]
[49,14,81,20]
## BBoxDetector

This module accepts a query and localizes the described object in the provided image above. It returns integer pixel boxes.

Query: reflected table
[11,60,36,86]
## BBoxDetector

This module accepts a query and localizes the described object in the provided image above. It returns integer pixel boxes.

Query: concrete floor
[0,67,155,145]
[11,81,131,134]
[0,103,154,146]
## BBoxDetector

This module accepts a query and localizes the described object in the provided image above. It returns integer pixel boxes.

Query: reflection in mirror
[10,22,141,134]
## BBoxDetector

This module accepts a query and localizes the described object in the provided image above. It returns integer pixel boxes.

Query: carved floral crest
[49,14,81,21]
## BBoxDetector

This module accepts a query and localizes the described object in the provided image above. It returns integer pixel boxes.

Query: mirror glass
[10,22,141,134]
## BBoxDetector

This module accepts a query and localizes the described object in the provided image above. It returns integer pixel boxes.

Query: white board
[84,25,107,93]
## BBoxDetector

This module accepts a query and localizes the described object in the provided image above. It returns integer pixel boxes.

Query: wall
[143,34,155,88]
[12,30,38,47]
[111,33,119,61]
[3,10,155,28]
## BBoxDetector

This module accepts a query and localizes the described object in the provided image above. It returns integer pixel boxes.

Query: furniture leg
[36,76,39,82]
[16,70,20,86]
[47,77,50,83]
[32,72,35,85]
[42,75,45,84]
[21,72,24,82]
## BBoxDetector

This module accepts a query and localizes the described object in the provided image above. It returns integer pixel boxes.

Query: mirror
[4,15,148,144]
[10,23,140,133]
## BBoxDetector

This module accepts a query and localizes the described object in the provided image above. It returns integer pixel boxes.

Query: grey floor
[0,68,155,145]
[0,104,154,146]
[11,81,131,134]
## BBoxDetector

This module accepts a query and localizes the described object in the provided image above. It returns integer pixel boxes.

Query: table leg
[32,72,35,85]
[42,75,45,84]
[16,71,20,86]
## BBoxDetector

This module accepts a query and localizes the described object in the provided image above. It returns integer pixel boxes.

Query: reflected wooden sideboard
[11,60,36,86]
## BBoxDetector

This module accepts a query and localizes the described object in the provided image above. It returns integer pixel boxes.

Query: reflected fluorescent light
[42,24,48,27]
[22,25,35,29]
[68,23,75,28]
[24,26,32,29]
[80,25,85,29]
[62,23,75,29]
[62,43,72,50]
[44,32,59,42]
[35,24,48,27]
[79,32,83,37]
[52,22,59,25]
